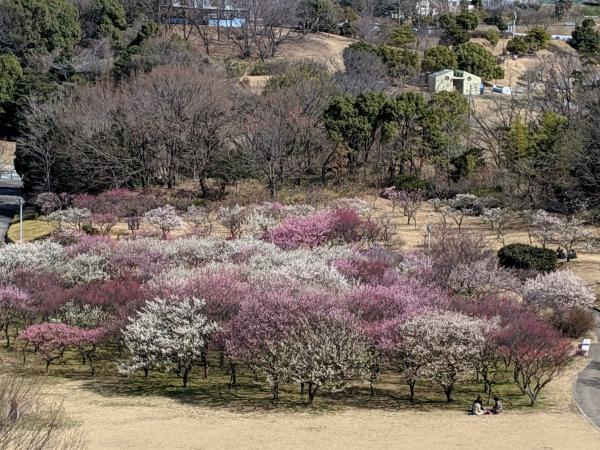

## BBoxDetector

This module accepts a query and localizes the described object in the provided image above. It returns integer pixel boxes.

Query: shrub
[557,308,596,338]
[486,29,500,47]
[498,244,558,272]
[249,62,271,76]
[390,174,429,192]
[226,59,248,77]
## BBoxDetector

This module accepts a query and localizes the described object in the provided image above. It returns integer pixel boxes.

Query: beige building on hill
[428,69,482,96]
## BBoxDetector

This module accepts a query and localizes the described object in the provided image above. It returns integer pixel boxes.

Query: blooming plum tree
[218,205,246,239]
[496,314,571,405]
[0,286,32,347]
[278,313,374,404]
[144,205,182,239]
[447,257,520,300]
[398,311,488,402]
[120,296,219,386]
[383,187,424,227]
[523,270,596,318]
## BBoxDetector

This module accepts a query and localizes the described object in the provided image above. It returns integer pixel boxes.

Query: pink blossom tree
[383,187,424,227]
[267,208,377,250]
[226,289,302,398]
[0,286,33,347]
[19,323,74,371]
[19,322,105,374]
[35,192,63,215]
[91,213,119,236]
[266,210,336,250]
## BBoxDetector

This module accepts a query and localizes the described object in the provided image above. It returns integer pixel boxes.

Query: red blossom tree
[496,315,572,405]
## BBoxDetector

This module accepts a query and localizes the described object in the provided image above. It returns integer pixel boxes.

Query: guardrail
[0,169,21,181]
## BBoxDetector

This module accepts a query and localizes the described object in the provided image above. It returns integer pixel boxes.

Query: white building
[428,69,482,96]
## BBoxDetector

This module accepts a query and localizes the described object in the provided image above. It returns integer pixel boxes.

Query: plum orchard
[0,194,593,406]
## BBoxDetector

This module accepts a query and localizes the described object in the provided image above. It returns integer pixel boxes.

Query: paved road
[0,177,23,243]
[573,312,600,429]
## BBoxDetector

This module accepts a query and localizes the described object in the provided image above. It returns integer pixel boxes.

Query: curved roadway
[574,312,600,429]
[0,176,23,243]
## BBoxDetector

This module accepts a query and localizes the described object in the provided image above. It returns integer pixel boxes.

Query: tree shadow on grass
[1,348,534,414]
[73,368,532,415]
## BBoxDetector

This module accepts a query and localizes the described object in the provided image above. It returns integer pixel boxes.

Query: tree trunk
[182,367,190,387]
[272,381,279,400]
[229,362,237,386]
[300,383,305,395]
[88,354,95,376]
[202,351,208,379]
[143,367,149,378]
[308,383,319,405]
[443,384,453,402]
[4,325,10,348]
[408,380,416,403]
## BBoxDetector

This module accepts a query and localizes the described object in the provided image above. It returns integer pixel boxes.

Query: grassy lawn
[0,342,541,414]
[7,219,55,242]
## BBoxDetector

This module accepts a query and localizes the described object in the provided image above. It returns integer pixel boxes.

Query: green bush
[226,59,248,78]
[249,62,271,76]
[498,243,558,272]
[391,174,429,192]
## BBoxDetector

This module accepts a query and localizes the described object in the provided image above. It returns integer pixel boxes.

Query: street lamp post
[19,198,24,243]
[425,213,433,255]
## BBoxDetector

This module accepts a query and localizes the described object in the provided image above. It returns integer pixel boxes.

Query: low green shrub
[498,243,558,272]
[390,174,430,192]
[249,62,271,76]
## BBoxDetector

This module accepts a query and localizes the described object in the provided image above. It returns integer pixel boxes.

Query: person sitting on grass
[471,396,490,416]
[491,396,503,414]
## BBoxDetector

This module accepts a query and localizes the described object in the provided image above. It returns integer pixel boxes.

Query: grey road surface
[0,177,23,243]
[573,312,600,430]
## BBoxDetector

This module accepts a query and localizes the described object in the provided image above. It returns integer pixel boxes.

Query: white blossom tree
[119,296,219,386]
[481,207,516,244]
[45,207,91,231]
[399,311,488,402]
[448,257,520,300]
[553,217,595,261]
[144,205,182,239]
[218,205,246,239]
[523,270,596,318]
[183,205,213,236]
[278,314,373,404]
[530,210,562,249]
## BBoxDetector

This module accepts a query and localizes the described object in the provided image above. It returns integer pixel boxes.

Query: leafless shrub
[0,373,85,450]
